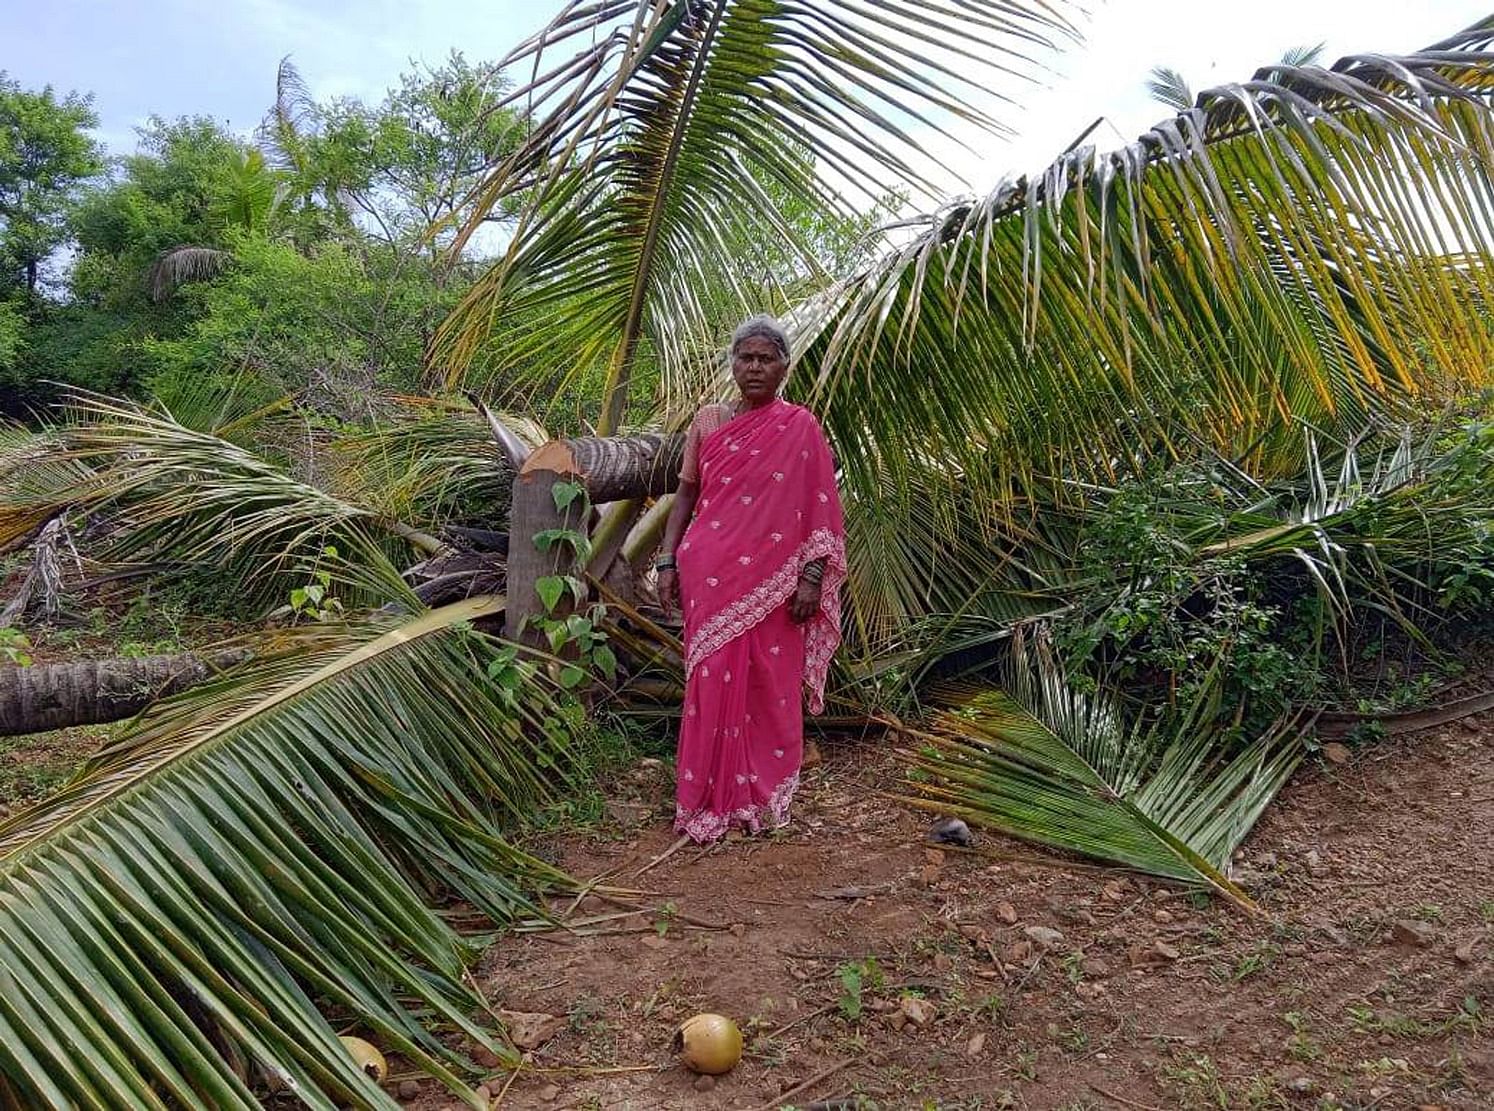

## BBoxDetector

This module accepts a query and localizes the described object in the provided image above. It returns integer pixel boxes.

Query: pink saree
[674,398,846,842]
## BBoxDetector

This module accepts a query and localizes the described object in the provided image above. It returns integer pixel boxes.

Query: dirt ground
[433,720,1492,1111]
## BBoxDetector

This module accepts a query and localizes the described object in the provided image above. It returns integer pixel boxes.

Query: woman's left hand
[789,579,821,624]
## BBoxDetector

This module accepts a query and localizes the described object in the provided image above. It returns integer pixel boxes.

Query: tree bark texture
[504,433,683,642]
[568,433,684,502]
[0,650,250,736]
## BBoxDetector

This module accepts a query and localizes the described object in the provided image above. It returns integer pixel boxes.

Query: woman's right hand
[657,568,680,616]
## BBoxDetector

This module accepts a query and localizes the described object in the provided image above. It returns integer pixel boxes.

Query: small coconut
[338,1035,388,1083]
[673,1013,743,1076]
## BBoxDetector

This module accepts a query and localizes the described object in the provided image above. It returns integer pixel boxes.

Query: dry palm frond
[21,393,438,610]
[147,245,235,301]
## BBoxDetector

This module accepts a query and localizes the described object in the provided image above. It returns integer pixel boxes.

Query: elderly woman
[656,316,846,843]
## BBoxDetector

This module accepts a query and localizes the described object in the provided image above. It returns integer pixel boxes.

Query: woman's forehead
[735,336,782,355]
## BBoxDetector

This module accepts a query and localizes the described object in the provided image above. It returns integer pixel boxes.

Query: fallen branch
[813,882,894,901]
[1314,689,1494,739]
[1,516,73,626]
[632,833,691,878]
[1088,1082,1166,1111]
[747,1060,852,1111]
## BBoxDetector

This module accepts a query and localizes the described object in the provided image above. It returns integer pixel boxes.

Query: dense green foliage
[0,57,519,417]
[0,52,881,428]
[0,73,103,296]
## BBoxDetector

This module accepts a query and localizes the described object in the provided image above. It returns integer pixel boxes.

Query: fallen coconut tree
[0,649,252,736]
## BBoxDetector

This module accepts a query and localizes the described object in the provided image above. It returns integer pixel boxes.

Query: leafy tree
[69,117,255,309]
[261,54,519,256]
[1,303,144,406]
[0,117,257,409]
[0,73,103,295]
[142,235,468,422]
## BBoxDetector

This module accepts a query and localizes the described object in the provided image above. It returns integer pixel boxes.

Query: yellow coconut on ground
[674,1013,743,1075]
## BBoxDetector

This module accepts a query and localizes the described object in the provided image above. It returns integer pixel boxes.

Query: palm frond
[433,0,1078,428]
[0,423,92,551]
[147,372,296,443]
[1277,42,1326,69]
[1183,421,1494,632]
[16,394,436,610]
[1145,65,1194,111]
[147,246,236,301]
[801,30,1494,512]
[211,148,282,234]
[258,56,316,176]
[838,465,1082,658]
[329,404,546,531]
[902,634,1303,905]
[0,597,576,1107]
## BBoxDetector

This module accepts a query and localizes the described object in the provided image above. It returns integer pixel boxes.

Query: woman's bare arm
[655,479,699,615]
[661,480,699,556]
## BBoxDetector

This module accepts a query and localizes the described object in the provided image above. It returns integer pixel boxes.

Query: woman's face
[731,335,788,404]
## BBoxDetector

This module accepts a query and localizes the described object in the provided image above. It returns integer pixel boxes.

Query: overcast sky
[3,0,1489,201]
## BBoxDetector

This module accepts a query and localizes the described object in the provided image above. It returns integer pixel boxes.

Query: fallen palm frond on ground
[898,414,1494,889]
[901,637,1304,909]
[0,597,578,1109]
[330,405,540,530]
[2,394,443,612]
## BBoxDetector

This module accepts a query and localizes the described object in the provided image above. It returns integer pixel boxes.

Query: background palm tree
[1146,42,1325,111]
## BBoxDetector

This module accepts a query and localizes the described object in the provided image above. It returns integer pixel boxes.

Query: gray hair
[730,314,791,362]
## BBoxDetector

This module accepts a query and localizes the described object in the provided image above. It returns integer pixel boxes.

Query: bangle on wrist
[655,555,677,572]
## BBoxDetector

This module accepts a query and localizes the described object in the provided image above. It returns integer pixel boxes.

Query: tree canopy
[0,73,103,297]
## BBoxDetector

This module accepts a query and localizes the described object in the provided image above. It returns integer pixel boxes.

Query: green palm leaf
[801,25,1494,511]
[902,636,1303,907]
[1145,66,1194,112]
[433,0,1076,430]
[330,403,546,531]
[0,597,575,1108]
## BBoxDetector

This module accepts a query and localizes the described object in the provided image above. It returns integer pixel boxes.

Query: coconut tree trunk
[0,650,251,736]
[505,433,683,641]
[568,434,683,502]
